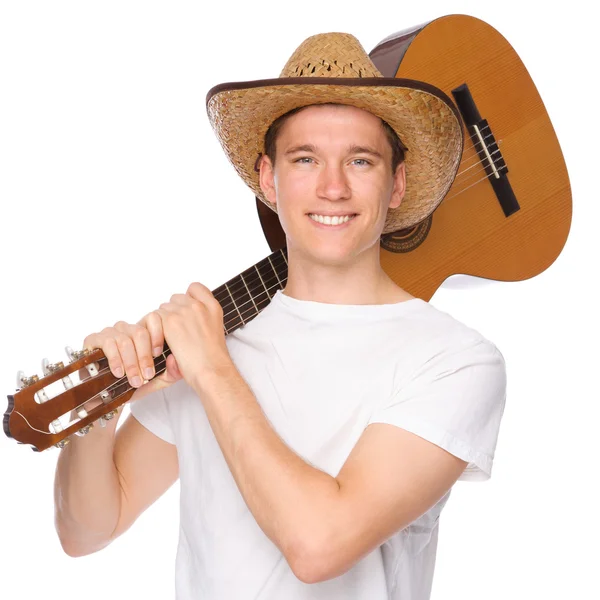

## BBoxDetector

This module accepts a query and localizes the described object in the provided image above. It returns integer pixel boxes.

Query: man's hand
[82,281,230,402]
[154,281,233,391]
[82,315,181,405]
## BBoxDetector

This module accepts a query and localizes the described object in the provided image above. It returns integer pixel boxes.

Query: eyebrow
[284,144,384,159]
[284,144,316,155]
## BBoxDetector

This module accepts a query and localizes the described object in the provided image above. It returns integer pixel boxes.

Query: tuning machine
[66,346,99,377]
[96,409,118,429]
[74,423,94,436]
[16,370,38,390]
[65,346,92,362]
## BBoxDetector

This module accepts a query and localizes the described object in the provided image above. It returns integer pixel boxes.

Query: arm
[54,314,181,557]
[192,338,505,584]
[54,395,179,557]
[192,365,468,583]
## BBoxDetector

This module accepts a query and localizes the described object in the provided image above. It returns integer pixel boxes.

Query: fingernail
[115,367,124,378]
[131,376,142,387]
[153,347,162,357]
[144,367,154,380]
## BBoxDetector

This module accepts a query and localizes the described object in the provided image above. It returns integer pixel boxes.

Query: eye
[294,157,314,164]
[352,158,371,166]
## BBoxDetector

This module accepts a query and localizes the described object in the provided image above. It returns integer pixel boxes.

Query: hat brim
[206,77,464,234]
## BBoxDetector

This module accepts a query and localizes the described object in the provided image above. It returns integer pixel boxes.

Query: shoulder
[389,300,506,380]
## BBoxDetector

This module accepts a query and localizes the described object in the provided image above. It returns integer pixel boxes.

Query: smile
[308,213,357,226]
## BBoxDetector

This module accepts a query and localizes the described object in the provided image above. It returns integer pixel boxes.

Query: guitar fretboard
[212,247,289,334]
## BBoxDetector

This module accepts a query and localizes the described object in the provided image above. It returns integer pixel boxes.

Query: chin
[301,243,360,266]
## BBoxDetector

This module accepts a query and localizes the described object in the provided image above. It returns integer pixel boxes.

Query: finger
[80,327,125,381]
[186,282,212,302]
[113,320,131,333]
[82,332,101,352]
[103,338,125,379]
[127,323,156,383]
[143,311,165,358]
[83,332,124,379]
[187,282,222,315]
[114,331,145,388]
[169,293,192,306]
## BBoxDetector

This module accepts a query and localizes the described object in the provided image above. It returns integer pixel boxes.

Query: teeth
[309,214,355,225]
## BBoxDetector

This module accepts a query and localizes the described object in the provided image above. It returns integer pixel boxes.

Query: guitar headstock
[3,345,167,452]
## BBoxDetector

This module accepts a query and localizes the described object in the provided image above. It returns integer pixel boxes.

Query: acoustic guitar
[4,14,571,452]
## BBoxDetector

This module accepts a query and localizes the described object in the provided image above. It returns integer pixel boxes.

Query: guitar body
[255,14,572,300]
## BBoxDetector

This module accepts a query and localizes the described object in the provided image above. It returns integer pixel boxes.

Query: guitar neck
[214,246,289,334]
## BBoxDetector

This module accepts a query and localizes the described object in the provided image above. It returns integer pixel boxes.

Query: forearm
[194,365,340,570]
[53,414,122,557]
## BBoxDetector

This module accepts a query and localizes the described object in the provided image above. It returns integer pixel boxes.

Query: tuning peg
[66,346,99,377]
[65,346,91,363]
[16,370,39,390]
[98,410,118,429]
[55,438,71,449]
[16,370,25,390]
[75,423,94,437]
[22,361,64,434]
[15,369,62,432]
[41,358,65,376]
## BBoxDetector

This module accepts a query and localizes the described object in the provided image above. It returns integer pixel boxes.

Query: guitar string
[443,164,507,201]
[456,144,503,179]
[459,133,500,168]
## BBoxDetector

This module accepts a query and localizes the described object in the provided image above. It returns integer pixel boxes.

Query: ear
[258,154,277,206]
[389,161,406,210]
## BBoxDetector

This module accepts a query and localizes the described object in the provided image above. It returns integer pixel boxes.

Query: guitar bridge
[452,82,520,218]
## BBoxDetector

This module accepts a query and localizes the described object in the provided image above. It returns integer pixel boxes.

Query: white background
[0,1,597,598]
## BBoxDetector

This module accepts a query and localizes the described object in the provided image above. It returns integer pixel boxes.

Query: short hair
[263,103,406,173]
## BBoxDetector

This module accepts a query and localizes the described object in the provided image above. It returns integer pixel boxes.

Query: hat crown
[279,32,383,79]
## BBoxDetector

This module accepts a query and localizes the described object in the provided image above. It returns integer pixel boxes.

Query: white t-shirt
[130,289,507,599]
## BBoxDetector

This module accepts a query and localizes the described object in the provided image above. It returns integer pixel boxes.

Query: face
[258,104,406,266]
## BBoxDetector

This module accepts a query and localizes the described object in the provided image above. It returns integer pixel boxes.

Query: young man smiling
[258,102,414,305]
[54,33,507,600]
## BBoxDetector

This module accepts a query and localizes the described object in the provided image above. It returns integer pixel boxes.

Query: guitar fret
[268,255,284,287]
[224,282,245,325]
[240,273,258,314]
[254,264,271,300]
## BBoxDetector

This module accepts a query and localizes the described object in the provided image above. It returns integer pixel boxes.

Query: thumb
[162,353,182,382]
[134,354,182,398]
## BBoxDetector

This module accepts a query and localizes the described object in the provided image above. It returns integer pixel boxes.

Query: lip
[307,214,357,230]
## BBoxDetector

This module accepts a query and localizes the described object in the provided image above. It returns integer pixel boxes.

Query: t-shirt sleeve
[129,386,176,445]
[367,338,507,481]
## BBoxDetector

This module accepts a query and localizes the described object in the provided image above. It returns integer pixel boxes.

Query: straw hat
[206,32,464,234]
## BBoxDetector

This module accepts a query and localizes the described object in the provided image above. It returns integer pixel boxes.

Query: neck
[280,241,406,305]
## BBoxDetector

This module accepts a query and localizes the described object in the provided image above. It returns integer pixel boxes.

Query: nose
[316,163,351,201]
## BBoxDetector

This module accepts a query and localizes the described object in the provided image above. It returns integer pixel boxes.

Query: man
[54,33,507,599]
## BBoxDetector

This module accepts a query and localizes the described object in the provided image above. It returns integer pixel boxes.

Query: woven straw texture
[207,33,463,234]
